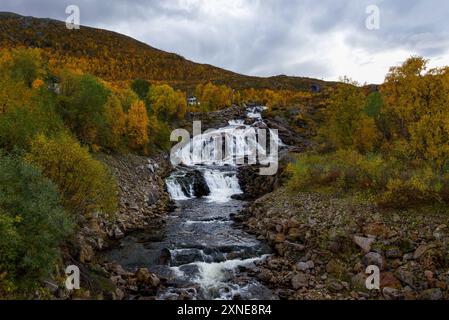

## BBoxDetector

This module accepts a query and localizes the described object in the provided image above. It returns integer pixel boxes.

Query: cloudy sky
[2,0,449,83]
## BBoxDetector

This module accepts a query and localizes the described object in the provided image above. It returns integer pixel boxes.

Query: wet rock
[113,227,125,239]
[191,170,210,198]
[158,248,171,265]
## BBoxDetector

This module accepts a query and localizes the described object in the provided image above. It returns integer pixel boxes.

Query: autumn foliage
[290,57,449,208]
[127,100,149,150]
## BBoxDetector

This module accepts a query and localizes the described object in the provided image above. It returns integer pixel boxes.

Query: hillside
[0,12,334,92]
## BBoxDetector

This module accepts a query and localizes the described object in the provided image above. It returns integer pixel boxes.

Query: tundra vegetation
[0,43,446,299]
[288,57,449,208]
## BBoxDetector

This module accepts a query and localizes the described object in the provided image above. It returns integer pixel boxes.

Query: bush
[288,150,388,193]
[0,153,74,294]
[25,134,118,218]
[0,88,65,151]
[127,100,149,151]
[377,166,449,208]
[58,72,110,146]
[288,149,449,208]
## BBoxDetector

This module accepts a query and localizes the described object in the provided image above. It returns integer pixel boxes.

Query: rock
[191,170,210,198]
[326,259,346,279]
[291,273,310,289]
[135,268,160,288]
[79,244,94,263]
[380,272,402,289]
[413,244,431,260]
[113,227,125,239]
[115,288,125,300]
[288,228,301,239]
[386,247,402,259]
[274,233,286,243]
[382,287,404,300]
[363,252,385,270]
[418,288,443,300]
[327,280,345,292]
[353,236,375,253]
[395,268,416,287]
[296,260,314,271]
[135,268,151,283]
[351,273,368,292]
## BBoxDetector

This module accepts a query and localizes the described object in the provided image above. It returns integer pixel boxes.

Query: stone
[296,260,314,271]
[327,280,345,292]
[363,252,385,270]
[291,273,310,289]
[353,236,375,253]
[419,288,443,300]
[350,273,368,292]
[135,268,160,287]
[413,244,431,260]
[382,287,404,300]
[288,228,301,239]
[79,244,94,263]
[274,233,286,243]
[115,288,125,300]
[380,272,402,289]
[395,268,416,287]
[113,227,125,239]
[386,247,402,259]
[135,268,151,283]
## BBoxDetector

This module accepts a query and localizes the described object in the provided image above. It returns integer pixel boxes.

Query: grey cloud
[2,0,449,83]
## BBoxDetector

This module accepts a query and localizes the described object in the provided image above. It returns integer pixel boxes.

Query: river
[107,106,281,300]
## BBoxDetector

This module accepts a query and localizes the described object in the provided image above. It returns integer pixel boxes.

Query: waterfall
[166,179,191,201]
[166,106,280,203]
[203,170,242,203]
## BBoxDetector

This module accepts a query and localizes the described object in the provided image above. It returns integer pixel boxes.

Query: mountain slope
[0,12,334,92]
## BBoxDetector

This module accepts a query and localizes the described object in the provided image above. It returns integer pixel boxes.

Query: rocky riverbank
[49,153,172,300]
[234,187,449,300]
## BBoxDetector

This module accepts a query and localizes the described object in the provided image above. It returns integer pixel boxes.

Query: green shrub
[288,149,449,208]
[288,150,388,193]
[58,72,110,146]
[0,153,74,294]
[25,133,118,218]
[0,89,65,151]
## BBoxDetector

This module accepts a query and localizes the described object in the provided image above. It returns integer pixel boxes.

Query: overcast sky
[2,0,449,83]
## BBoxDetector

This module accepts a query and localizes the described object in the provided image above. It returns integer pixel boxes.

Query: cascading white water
[166,179,191,201]
[203,170,243,203]
[107,106,279,300]
[166,106,281,203]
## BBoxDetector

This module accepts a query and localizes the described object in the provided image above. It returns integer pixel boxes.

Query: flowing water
[107,106,281,300]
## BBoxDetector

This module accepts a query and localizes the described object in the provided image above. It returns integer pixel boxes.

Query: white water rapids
[106,106,281,300]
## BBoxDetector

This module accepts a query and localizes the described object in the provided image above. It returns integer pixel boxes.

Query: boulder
[291,273,310,289]
[363,252,385,270]
[353,236,375,253]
